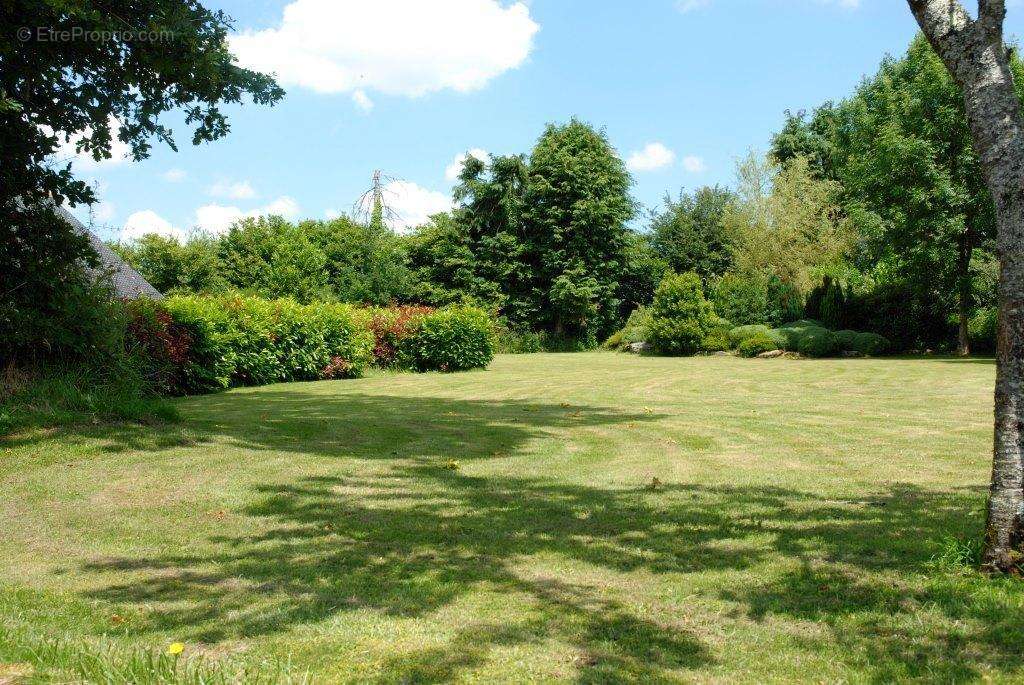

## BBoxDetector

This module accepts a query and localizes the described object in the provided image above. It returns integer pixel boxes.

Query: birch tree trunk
[907,0,1024,573]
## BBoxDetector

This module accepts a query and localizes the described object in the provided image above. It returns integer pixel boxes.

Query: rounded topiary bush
[797,328,840,358]
[647,272,722,356]
[774,321,827,352]
[851,332,891,356]
[399,305,496,372]
[737,332,779,358]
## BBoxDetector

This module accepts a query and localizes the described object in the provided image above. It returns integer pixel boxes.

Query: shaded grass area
[1,353,1020,683]
[0,363,178,436]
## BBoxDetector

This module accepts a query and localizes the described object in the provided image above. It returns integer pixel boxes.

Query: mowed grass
[2,352,1022,683]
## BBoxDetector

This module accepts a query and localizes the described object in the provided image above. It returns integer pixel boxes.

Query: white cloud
[682,155,707,173]
[46,116,131,170]
[163,168,187,182]
[376,181,451,234]
[445,148,491,181]
[325,208,341,219]
[230,0,539,98]
[208,179,257,200]
[626,143,676,172]
[194,196,301,235]
[122,210,184,242]
[352,90,374,112]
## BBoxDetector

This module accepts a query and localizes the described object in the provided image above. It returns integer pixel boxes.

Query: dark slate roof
[55,205,164,299]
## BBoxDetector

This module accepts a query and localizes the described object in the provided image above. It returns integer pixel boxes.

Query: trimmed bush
[703,317,733,352]
[647,273,722,356]
[398,305,496,372]
[774,320,828,351]
[124,298,194,395]
[712,274,768,327]
[797,328,840,358]
[737,332,779,358]
[851,332,891,356]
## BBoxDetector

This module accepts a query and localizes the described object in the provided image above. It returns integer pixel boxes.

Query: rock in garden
[627,342,651,354]
[757,350,785,359]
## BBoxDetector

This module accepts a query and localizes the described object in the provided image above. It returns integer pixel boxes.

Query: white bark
[908,0,1024,572]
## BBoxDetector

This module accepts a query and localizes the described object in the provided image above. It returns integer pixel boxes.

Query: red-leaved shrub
[366,305,434,367]
[123,298,193,395]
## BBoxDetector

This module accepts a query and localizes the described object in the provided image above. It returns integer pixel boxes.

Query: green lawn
[2,352,1022,683]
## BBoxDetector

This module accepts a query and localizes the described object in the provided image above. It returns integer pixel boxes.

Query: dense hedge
[122,296,496,395]
[364,305,436,367]
[159,295,374,394]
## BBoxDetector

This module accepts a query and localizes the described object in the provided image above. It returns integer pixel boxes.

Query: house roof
[55,205,164,300]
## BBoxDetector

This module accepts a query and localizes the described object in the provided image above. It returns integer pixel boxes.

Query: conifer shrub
[647,273,722,356]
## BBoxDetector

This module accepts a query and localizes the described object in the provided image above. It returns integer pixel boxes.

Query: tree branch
[979,0,1006,35]
[908,0,972,45]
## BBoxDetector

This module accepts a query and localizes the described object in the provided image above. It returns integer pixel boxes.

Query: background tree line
[111,34,1019,355]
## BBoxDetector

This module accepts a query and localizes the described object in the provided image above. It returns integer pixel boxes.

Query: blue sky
[64,0,1024,241]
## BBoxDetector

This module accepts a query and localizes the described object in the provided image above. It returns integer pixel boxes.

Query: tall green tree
[448,154,533,321]
[111,233,224,294]
[649,185,736,282]
[773,34,1024,353]
[304,216,411,305]
[1,0,282,362]
[218,217,330,303]
[522,120,635,338]
[404,212,504,308]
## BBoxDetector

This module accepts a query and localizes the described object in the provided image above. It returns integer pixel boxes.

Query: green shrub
[539,331,599,353]
[969,307,997,353]
[797,328,840,357]
[363,305,435,367]
[496,326,545,354]
[851,332,891,356]
[399,306,496,372]
[703,317,733,352]
[737,332,779,358]
[647,273,722,356]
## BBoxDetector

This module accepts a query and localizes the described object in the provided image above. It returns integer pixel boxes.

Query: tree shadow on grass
[81,467,1023,681]
[1,387,672,461]
[44,385,1022,681]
